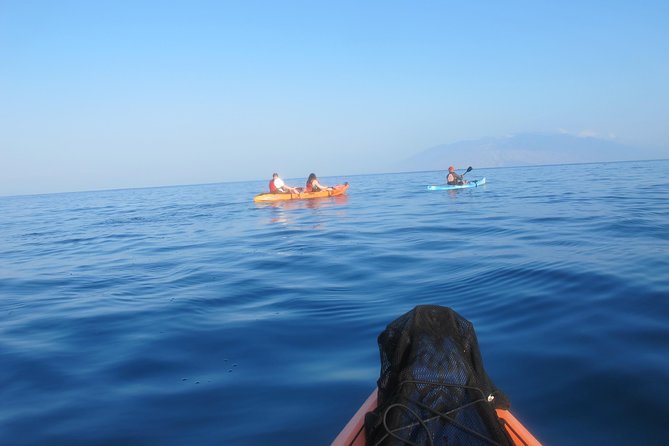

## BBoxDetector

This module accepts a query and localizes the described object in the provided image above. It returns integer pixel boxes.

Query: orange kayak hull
[331,388,541,446]
[253,183,349,202]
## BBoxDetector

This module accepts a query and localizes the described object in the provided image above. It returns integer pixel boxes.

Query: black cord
[371,380,506,446]
[372,403,435,446]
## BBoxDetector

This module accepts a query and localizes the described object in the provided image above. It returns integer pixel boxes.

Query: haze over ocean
[1,160,668,445]
[2,2,668,196]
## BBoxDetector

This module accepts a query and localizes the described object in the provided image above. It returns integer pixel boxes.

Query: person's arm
[314,179,330,190]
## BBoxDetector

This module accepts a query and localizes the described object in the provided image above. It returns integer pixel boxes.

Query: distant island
[400,133,668,172]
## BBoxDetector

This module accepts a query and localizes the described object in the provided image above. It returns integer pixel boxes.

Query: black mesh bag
[364,305,513,446]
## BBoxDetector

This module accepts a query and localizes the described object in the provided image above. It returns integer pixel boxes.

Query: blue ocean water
[1,160,668,445]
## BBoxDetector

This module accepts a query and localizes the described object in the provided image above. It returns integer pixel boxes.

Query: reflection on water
[260,194,350,225]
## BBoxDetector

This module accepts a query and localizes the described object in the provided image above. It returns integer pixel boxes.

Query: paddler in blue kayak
[269,173,300,194]
[447,166,469,185]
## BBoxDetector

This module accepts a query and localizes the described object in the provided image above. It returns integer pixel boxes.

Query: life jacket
[269,179,277,193]
[447,173,463,185]
[305,180,313,192]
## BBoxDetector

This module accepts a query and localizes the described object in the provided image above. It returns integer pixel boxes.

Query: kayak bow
[331,388,541,446]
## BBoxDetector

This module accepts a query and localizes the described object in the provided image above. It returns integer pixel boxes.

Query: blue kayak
[427,177,486,191]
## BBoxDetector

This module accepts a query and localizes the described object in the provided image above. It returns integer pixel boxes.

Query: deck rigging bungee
[331,305,541,446]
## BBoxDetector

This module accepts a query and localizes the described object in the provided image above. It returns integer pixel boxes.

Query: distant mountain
[400,133,666,172]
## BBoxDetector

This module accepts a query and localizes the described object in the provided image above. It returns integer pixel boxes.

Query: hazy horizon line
[2,158,667,199]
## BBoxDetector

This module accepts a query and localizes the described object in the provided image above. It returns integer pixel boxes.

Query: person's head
[307,173,317,182]
[272,173,279,179]
[448,166,455,172]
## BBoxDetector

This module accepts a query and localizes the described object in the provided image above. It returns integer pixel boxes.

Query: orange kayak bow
[331,388,542,446]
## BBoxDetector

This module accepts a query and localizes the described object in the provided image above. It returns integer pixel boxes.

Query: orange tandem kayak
[331,388,541,446]
[253,183,349,202]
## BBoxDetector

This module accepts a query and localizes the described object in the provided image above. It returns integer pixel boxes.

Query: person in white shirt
[269,173,300,194]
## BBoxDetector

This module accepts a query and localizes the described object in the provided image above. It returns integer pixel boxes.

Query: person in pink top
[305,173,332,192]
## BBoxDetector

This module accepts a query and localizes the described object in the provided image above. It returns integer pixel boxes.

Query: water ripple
[1,160,668,445]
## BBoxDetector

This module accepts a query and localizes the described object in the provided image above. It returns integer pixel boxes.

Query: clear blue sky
[1,0,668,196]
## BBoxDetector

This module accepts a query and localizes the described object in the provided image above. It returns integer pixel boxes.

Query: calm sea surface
[1,160,668,445]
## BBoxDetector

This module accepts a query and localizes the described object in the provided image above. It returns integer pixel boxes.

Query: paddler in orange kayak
[269,173,300,194]
[305,173,332,192]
